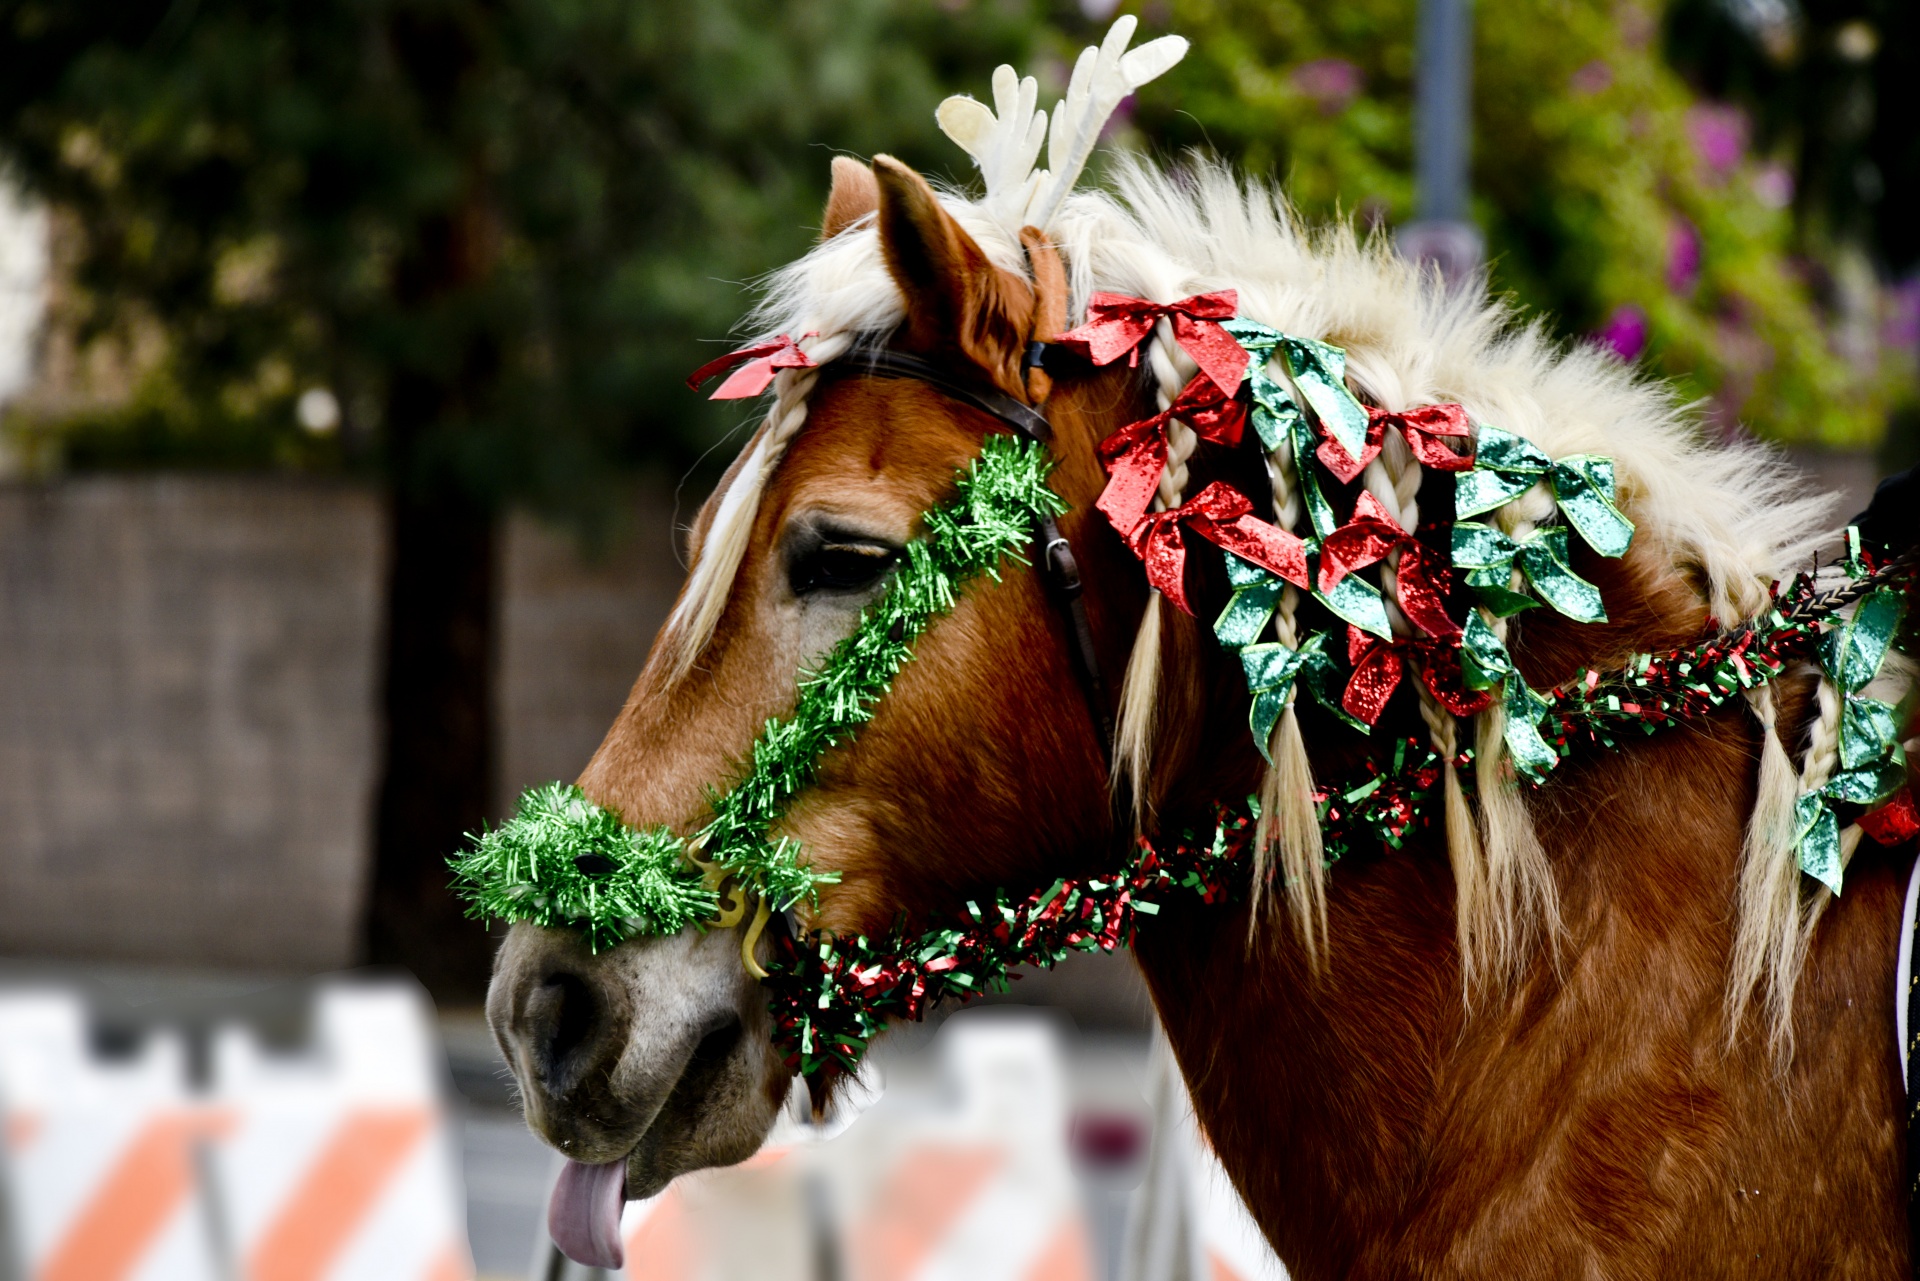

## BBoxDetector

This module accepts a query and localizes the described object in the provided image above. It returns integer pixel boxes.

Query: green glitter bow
[1240,637,1337,760]
[1452,522,1608,623]
[1794,586,1910,893]
[1222,319,1338,537]
[451,435,1068,949]
[1454,426,1636,558]
[1211,549,1355,751]
[1459,613,1560,782]
[1277,333,1372,464]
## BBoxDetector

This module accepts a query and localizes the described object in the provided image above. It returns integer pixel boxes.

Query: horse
[483,27,1919,1278]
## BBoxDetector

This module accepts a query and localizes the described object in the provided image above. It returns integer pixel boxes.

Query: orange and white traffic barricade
[208,984,473,1281]
[0,991,224,1281]
[614,1016,1097,1281]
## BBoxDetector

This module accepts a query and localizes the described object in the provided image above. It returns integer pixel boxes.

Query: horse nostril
[691,1016,742,1067]
[530,971,599,1091]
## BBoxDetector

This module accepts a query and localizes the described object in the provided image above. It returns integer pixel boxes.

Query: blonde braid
[663,331,854,682]
[1252,365,1327,954]
[1112,320,1200,818]
[1360,424,1505,982]
[1728,680,1815,1053]
[1470,489,1560,981]
[1732,639,1913,1053]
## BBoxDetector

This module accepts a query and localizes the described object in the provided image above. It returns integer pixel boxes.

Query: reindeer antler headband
[935,17,1188,232]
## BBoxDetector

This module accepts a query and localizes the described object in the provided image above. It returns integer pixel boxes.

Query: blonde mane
[662,136,1864,1038]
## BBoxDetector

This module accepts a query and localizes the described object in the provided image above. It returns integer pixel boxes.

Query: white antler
[937,17,1188,231]
[935,65,1047,226]
[1029,17,1187,229]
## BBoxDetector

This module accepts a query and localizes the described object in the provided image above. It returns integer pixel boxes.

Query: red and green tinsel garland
[765,736,1450,1079]
[766,552,1918,1080]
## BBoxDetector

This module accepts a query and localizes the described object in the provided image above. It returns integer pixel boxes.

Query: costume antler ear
[872,154,1032,395]
[822,156,879,240]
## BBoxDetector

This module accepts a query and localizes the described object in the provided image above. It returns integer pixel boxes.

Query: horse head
[486,154,1164,1205]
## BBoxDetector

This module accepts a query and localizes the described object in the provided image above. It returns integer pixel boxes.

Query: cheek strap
[848,346,1113,771]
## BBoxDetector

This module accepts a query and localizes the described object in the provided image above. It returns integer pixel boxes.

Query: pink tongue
[549,1157,627,1270]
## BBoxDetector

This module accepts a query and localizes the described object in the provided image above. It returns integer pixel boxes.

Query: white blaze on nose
[549,1156,628,1269]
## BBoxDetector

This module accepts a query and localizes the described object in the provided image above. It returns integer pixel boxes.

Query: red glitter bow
[1316,491,1460,639]
[686,332,818,400]
[1343,626,1491,726]
[1125,482,1310,616]
[1861,788,1920,846]
[1317,402,1477,485]
[1055,290,1249,396]
[1095,374,1248,535]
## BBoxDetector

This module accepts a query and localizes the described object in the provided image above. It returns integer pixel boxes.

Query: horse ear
[823,156,878,239]
[872,154,1032,393]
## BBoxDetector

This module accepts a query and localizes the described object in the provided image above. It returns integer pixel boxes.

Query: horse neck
[1124,541,1790,1275]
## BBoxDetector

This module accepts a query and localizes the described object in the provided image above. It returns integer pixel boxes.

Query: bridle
[846,344,1116,764]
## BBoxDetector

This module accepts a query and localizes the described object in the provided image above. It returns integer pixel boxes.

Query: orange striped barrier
[0,985,477,1281]
[609,1021,1099,1281]
[0,994,225,1281]
[210,987,473,1281]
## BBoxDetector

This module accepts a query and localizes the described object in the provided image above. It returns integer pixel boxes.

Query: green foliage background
[1134,0,1889,446]
[2,0,1903,494]
[0,0,1054,514]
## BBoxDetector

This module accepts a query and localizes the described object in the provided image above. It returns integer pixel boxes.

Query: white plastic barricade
[0,991,222,1281]
[209,985,473,1281]
[615,1018,1096,1281]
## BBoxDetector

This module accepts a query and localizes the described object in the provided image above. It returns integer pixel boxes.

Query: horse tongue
[548,1157,627,1270]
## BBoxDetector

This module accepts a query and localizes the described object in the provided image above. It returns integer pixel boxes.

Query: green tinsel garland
[452,782,719,951]
[450,435,1068,949]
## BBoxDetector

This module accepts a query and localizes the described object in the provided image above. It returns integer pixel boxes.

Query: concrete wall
[0,476,686,972]
[0,478,382,970]
[497,496,685,808]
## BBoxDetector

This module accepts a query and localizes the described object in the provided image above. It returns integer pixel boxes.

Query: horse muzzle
[486,920,787,1200]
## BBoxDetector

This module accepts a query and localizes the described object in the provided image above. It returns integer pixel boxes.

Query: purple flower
[1687,104,1748,175]
[1291,59,1364,114]
[1885,276,1920,350]
[1570,60,1612,95]
[1598,304,1650,362]
[1666,218,1701,294]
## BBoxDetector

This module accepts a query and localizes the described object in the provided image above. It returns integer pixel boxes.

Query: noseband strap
[850,348,1115,764]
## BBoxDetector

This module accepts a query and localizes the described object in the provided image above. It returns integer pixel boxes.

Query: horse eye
[789,540,899,595]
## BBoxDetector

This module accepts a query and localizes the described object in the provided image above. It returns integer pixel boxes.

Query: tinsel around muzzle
[449,434,1068,951]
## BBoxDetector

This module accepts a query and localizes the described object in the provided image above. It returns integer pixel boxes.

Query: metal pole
[1399,0,1483,281]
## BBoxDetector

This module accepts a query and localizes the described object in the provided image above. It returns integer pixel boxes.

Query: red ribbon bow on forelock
[1316,402,1477,485]
[1055,290,1249,397]
[686,332,818,400]
[1342,626,1491,726]
[1316,491,1460,639]
[1124,481,1309,616]
[1095,374,1249,535]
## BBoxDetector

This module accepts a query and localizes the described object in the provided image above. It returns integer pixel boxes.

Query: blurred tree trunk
[367,401,500,1000]
[365,10,503,1001]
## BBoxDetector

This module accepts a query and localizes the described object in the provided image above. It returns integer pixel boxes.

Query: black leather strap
[1023,341,1092,378]
[846,347,1112,767]
[1036,515,1116,755]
